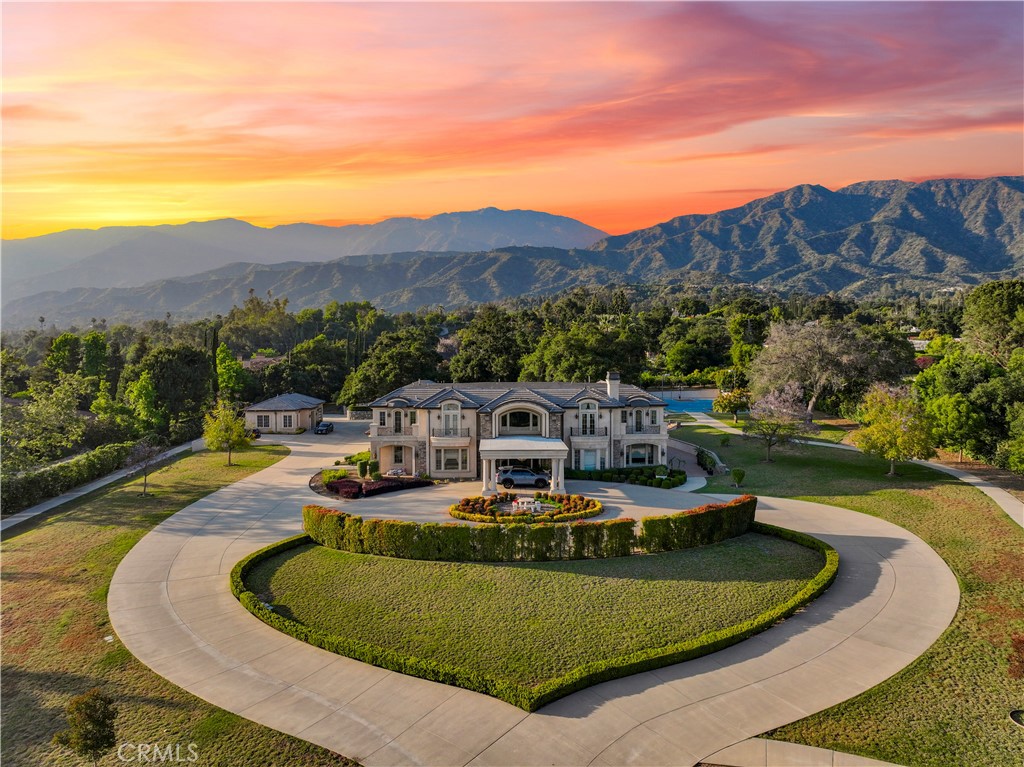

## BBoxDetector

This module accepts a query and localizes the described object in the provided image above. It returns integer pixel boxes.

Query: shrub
[326,478,362,499]
[2,442,138,514]
[369,471,383,481]
[347,450,372,464]
[367,459,379,475]
[321,468,350,483]
[638,495,756,553]
[357,460,368,478]
[731,468,746,487]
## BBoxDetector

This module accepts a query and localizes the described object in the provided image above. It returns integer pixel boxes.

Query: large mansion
[367,372,668,493]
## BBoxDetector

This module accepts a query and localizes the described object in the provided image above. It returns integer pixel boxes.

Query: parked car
[314,421,334,434]
[497,467,550,489]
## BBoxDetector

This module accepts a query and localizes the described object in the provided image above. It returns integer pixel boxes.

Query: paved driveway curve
[108,421,959,767]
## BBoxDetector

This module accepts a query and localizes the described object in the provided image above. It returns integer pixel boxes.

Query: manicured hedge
[232,521,838,711]
[638,495,757,553]
[303,504,635,562]
[448,491,603,524]
[565,465,687,488]
[2,441,139,514]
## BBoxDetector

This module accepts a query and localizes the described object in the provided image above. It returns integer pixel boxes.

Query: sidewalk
[1,442,195,535]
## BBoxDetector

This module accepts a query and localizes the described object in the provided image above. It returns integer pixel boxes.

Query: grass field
[246,534,824,689]
[674,424,1024,767]
[1,446,357,767]
[708,412,853,444]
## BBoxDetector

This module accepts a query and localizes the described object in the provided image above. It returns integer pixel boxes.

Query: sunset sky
[3,1,1022,240]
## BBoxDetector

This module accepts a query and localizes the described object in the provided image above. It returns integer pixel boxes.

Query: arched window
[499,409,541,435]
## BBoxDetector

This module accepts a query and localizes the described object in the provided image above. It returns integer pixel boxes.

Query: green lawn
[1,447,357,767]
[246,534,824,689]
[708,412,852,443]
[673,424,1024,767]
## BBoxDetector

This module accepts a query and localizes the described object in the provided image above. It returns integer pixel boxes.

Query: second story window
[379,411,386,427]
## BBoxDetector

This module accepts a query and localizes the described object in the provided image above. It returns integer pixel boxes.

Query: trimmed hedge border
[230,522,839,712]
[449,491,603,524]
[564,466,687,489]
[304,495,759,563]
[303,504,635,562]
[1,441,138,515]
[638,495,757,552]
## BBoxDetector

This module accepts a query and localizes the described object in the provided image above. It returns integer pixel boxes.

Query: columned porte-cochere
[478,436,569,494]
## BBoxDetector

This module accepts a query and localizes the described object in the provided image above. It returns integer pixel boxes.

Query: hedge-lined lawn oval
[244,532,825,693]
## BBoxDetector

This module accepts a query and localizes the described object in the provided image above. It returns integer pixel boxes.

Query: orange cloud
[2,2,1022,239]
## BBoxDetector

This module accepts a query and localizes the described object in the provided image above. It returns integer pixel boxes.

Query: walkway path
[1,441,194,535]
[109,419,958,766]
[682,411,1023,529]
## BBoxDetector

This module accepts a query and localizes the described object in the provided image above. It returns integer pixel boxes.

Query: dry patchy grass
[1,447,358,767]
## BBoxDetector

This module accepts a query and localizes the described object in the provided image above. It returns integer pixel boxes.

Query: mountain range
[3,176,1021,328]
[1,207,607,303]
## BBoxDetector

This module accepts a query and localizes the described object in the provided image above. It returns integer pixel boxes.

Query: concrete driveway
[108,418,958,766]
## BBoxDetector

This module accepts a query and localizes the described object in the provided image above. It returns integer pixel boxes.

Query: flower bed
[448,491,603,524]
[323,476,433,499]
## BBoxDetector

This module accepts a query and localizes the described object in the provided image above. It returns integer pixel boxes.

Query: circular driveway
[108,420,959,767]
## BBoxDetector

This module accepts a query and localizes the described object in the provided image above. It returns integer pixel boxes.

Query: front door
[582,450,597,470]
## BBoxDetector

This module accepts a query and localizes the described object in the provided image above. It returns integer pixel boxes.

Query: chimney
[605,370,620,400]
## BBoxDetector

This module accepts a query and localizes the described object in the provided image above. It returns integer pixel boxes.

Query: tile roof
[367,381,664,411]
[245,393,325,411]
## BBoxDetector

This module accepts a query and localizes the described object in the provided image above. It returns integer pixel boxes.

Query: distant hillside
[3,177,1021,327]
[1,208,608,302]
[591,176,1024,294]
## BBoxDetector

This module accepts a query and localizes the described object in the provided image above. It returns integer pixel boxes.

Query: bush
[367,460,379,475]
[326,478,362,499]
[731,468,746,487]
[321,468,350,483]
[356,460,368,478]
[306,495,758,563]
[448,493,602,524]
[2,442,139,514]
[696,448,717,474]
[306,504,629,562]
[638,495,757,553]
[369,471,383,481]
[347,450,372,464]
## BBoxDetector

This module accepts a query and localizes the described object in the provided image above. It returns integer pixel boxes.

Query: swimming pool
[664,398,715,413]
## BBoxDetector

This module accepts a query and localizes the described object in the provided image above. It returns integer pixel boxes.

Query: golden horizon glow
[3,2,1022,240]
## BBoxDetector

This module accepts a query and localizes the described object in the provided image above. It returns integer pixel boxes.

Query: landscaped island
[232,495,837,710]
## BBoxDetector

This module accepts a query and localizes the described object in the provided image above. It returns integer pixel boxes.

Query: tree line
[2,281,1020,477]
